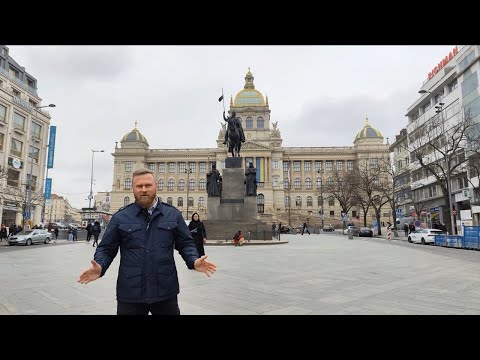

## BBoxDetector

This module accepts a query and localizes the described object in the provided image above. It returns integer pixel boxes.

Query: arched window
[167,197,173,205]
[168,179,174,191]
[124,178,132,190]
[283,178,290,189]
[318,196,323,206]
[189,179,195,190]
[307,196,313,207]
[199,179,206,190]
[177,197,183,207]
[257,117,264,129]
[316,177,322,189]
[257,193,265,213]
[294,177,301,190]
[158,179,164,191]
[123,196,130,207]
[198,196,205,207]
[284,196,290,207]
[188,197,194,207]
[246,116,253,129]
[327,177,334,186]
[305,177,312,189]
[178,179,185,191]
[328,196,335,206]
[296,196,302,208]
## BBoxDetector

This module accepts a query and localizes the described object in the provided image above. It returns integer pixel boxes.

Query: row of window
[282,160,357,172]
[0,133,41,163]
[5,168,37,189]
[0,103,42,136]
[123,178,207,191]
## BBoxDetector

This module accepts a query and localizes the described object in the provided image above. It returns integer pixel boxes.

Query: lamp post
[25,103,55,228]
[419,89,455,234]
[284,155,291,227]
[317,169,324,230]
[185,167,193,220]
[89,150,105,209]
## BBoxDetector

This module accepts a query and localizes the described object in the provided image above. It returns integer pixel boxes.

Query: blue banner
[47,126,56,169]
[45,178,52,199]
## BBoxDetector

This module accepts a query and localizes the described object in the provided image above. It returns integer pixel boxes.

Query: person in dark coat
[86,222,93,243]
[301,222,310,235]
[403,223,409,237]
[78,168,217,315]
[91,221,101,247]
[188,212,207,256]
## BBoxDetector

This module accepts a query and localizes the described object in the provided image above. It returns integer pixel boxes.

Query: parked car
[343,225,356,235]
[8,229,52,246]
[323,224,334,232]
[356,227,373,237]
[408,229,444,244]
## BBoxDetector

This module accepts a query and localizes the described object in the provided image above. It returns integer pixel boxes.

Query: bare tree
[378,159,397,232]
[1,185,44,228]
[324,169,358,222]
[409,109,474,234]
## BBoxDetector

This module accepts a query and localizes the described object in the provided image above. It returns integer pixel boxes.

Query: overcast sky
[7,45,456,209]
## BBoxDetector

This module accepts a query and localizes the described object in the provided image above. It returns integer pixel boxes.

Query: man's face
[133,173,157,208]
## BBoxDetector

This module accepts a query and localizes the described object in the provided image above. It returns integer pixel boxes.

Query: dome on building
[354,117,384,143]
[233,68,265,107]
[120,122,149,146]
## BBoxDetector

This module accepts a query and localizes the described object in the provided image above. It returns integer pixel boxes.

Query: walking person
[86,222,93,243]
[54,227,59,240]
[78,168,216,315]
[301,222,310,235]
[188,212,207,256]
[91,221,101,247]
[403,223,409,237]
[0,224,7,242]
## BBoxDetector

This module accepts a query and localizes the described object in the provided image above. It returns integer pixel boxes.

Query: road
[1,233,480,314]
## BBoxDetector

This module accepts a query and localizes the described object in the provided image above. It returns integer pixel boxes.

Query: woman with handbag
[188,212,207,256]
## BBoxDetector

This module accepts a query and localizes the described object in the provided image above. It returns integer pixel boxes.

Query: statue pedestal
[205,157,272,240]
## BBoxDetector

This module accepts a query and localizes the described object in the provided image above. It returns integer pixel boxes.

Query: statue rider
[223,111,246,145]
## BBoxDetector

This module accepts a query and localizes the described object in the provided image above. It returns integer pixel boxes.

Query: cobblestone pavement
[1,233,480,315]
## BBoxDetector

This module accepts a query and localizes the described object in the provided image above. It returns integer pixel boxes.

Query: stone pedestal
[205,157,272,240]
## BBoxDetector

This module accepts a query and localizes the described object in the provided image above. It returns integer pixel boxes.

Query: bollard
[387,229,392,240]
[348,229,353,239]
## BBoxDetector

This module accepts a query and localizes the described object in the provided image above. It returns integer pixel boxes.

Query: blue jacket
[94,199,199,303]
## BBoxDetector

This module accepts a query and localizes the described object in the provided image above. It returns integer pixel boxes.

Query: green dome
[121,125,149,146]
[354,117,383,143]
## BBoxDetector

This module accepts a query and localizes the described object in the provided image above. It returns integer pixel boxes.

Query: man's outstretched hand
[194,255,217,277]
[78,259,102,284]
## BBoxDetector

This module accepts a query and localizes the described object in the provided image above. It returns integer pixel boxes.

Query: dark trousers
[92,233,100,247]
[117,297,180,315]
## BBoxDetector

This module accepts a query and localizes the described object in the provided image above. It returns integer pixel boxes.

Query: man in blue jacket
[78,168,217,315]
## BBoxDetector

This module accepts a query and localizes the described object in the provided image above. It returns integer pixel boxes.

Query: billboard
[47,126,56,169]
[45,178,52,199]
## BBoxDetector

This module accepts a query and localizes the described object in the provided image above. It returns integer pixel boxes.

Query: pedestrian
[72,227,78,241]
[54,227,59,240]
[86,222,93,243]
[403,223,409,237]
[233,230,245,246]
[301,222,310,235]
[188,212,207,256]
[91,221,101,247]
[78,168,216,315]
[0,224,7,242]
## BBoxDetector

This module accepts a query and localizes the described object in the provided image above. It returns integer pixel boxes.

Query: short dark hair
[132,168,154,179]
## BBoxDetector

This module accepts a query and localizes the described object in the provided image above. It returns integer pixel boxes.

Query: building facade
[109,70,391,229]
[0,45,53,228]
[44,193,82,224]
[390,128,411,223]
[404,45,480,230]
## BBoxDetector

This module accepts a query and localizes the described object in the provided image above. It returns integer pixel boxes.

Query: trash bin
[348,229,353,239]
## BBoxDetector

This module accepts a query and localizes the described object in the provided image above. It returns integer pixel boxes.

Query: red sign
[428,46,459,80]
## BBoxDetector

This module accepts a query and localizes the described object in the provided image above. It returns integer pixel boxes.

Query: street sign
[23,211,30,219]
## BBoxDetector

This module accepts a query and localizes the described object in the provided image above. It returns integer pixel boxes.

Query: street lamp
[419,90,455,234]
[185,167,193,220]
[89,150,105,209]
[284,155,291,227]
[24,103,55,228]
[317,169,324,230]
